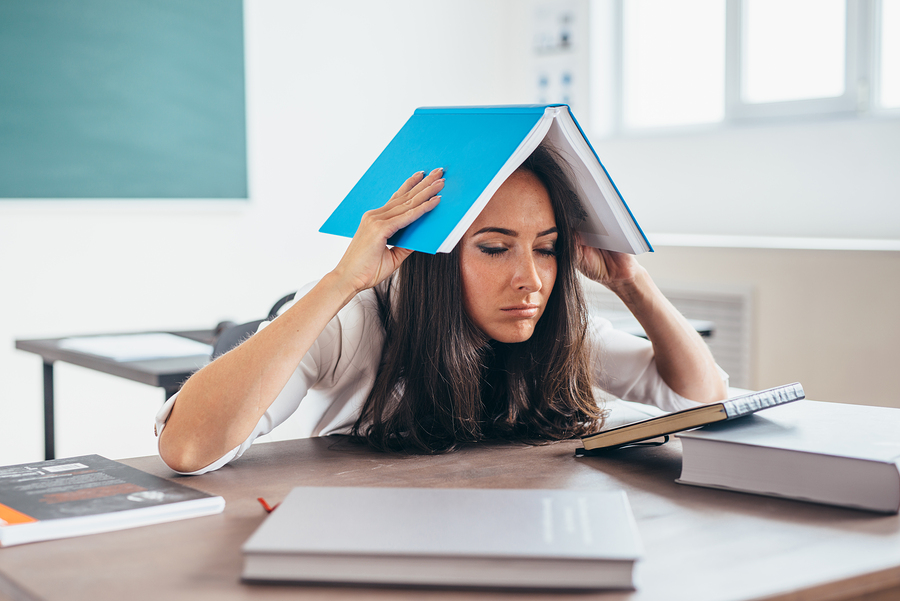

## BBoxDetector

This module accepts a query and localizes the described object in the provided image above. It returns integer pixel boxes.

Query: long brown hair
[352,144,603,452]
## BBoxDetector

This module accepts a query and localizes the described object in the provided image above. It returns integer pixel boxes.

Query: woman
[158,145,727,474]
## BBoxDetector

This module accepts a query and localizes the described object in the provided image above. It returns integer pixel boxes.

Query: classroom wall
[0,0,530,464]
[1,0,897,466]
[639,246,900,409]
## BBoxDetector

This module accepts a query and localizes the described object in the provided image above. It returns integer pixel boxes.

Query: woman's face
[459,170,558,343]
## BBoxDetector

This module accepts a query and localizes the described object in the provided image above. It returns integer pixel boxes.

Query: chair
[211,292,296,359]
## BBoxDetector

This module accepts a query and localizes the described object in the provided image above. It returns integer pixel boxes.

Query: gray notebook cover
[242,486,642,588]
[676,401,900,513]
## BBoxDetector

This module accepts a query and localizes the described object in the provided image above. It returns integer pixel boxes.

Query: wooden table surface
[1,436,898,601]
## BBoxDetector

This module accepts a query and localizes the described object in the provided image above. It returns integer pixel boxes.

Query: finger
[380,194,441,239]
[379,177,444,221]
[386,167,444,207]
[389,171,426,202]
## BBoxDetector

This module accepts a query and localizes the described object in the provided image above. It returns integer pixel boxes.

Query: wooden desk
[15,331,213,460]
[0,437,898,601]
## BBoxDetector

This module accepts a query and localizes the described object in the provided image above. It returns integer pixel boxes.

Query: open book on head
[578,383,806,453]
[320,105,651,255]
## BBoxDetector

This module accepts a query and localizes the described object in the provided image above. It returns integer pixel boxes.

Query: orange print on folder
[0,503,37,526]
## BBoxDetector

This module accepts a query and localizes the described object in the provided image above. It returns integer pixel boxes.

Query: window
[741,0,846,103]
[880,0,900,107]
[621,0,725,128]
[726,0,859,120]
[588,0,900,134]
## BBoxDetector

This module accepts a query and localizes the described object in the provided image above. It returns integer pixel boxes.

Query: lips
[501,304,540,318]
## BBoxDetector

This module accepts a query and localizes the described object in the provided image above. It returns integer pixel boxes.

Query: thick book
[320,104,651,255]
[0,454,224,546]
[579,382,805,452]
[242,486,642,590]
[676,400,900,513]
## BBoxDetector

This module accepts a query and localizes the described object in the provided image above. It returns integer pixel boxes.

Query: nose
[511,252,542,292]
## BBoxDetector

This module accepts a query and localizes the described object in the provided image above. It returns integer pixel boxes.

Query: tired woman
[157,145,727,474]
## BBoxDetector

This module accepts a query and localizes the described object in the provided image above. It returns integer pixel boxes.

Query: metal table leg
[43,362,55,460]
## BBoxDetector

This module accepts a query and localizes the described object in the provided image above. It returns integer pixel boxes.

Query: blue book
[320,105,652,255]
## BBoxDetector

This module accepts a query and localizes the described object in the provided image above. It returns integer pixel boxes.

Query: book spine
[723,383,805,419]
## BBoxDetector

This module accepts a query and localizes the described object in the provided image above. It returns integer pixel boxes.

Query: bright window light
[622,0,725,129]
[742,0,846,104]
[882,0,900,108]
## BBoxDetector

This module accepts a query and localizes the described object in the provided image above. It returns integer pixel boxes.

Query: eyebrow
[472,226,558,238]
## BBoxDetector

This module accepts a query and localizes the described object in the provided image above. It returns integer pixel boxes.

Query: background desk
[0,437,898,601]
[15,331,213,460]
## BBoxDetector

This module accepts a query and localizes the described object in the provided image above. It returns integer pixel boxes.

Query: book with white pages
[242,486,643,590]
[676,400,900,513]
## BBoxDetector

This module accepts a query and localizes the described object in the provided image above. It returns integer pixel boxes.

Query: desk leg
[43,362,55,461]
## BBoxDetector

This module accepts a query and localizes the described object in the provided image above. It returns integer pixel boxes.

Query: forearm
[158,272,358,473]
[607,268,727,404]
[158,170,443,473]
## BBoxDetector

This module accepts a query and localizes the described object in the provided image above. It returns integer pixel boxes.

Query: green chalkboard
[0,0,247,199]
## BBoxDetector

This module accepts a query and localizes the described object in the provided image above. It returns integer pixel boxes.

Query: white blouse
[156,282,721,475]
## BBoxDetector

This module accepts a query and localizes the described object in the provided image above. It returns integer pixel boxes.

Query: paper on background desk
[58,333,213,362]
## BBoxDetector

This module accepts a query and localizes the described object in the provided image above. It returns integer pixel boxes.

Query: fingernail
[431,167,443,175]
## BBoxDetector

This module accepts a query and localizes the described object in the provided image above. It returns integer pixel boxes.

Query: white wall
[594,117,900,241]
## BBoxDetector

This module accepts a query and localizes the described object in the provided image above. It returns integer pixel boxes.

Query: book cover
[676,400,900,513]
[579,383,805,452]
[242,486,642,590]
[320,105,651,255]
[0,454,225,546]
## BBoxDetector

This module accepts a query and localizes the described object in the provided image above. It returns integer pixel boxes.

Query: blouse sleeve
[589,315,729,413]
[154,283,384,475]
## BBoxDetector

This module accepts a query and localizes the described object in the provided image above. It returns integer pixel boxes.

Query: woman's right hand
[330,168,444,296]
[159,169,443,474]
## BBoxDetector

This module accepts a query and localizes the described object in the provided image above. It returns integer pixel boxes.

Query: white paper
[58,333,212,362]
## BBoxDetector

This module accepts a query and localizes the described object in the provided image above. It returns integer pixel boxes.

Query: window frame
[725,0,865,121]
[590,0,897,135]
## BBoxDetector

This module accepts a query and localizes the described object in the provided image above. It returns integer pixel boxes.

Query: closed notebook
[676,400,900,513]
[320,104,651,255]
[0,454,224,546]
[242,486,642,590]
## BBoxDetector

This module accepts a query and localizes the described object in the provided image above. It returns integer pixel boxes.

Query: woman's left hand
[577,238,642,291]
[577,236,728,404]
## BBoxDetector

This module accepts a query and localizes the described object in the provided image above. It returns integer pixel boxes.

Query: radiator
[582,280,753,389]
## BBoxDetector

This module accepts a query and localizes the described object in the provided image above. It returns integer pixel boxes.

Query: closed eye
[478,246,507,256]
